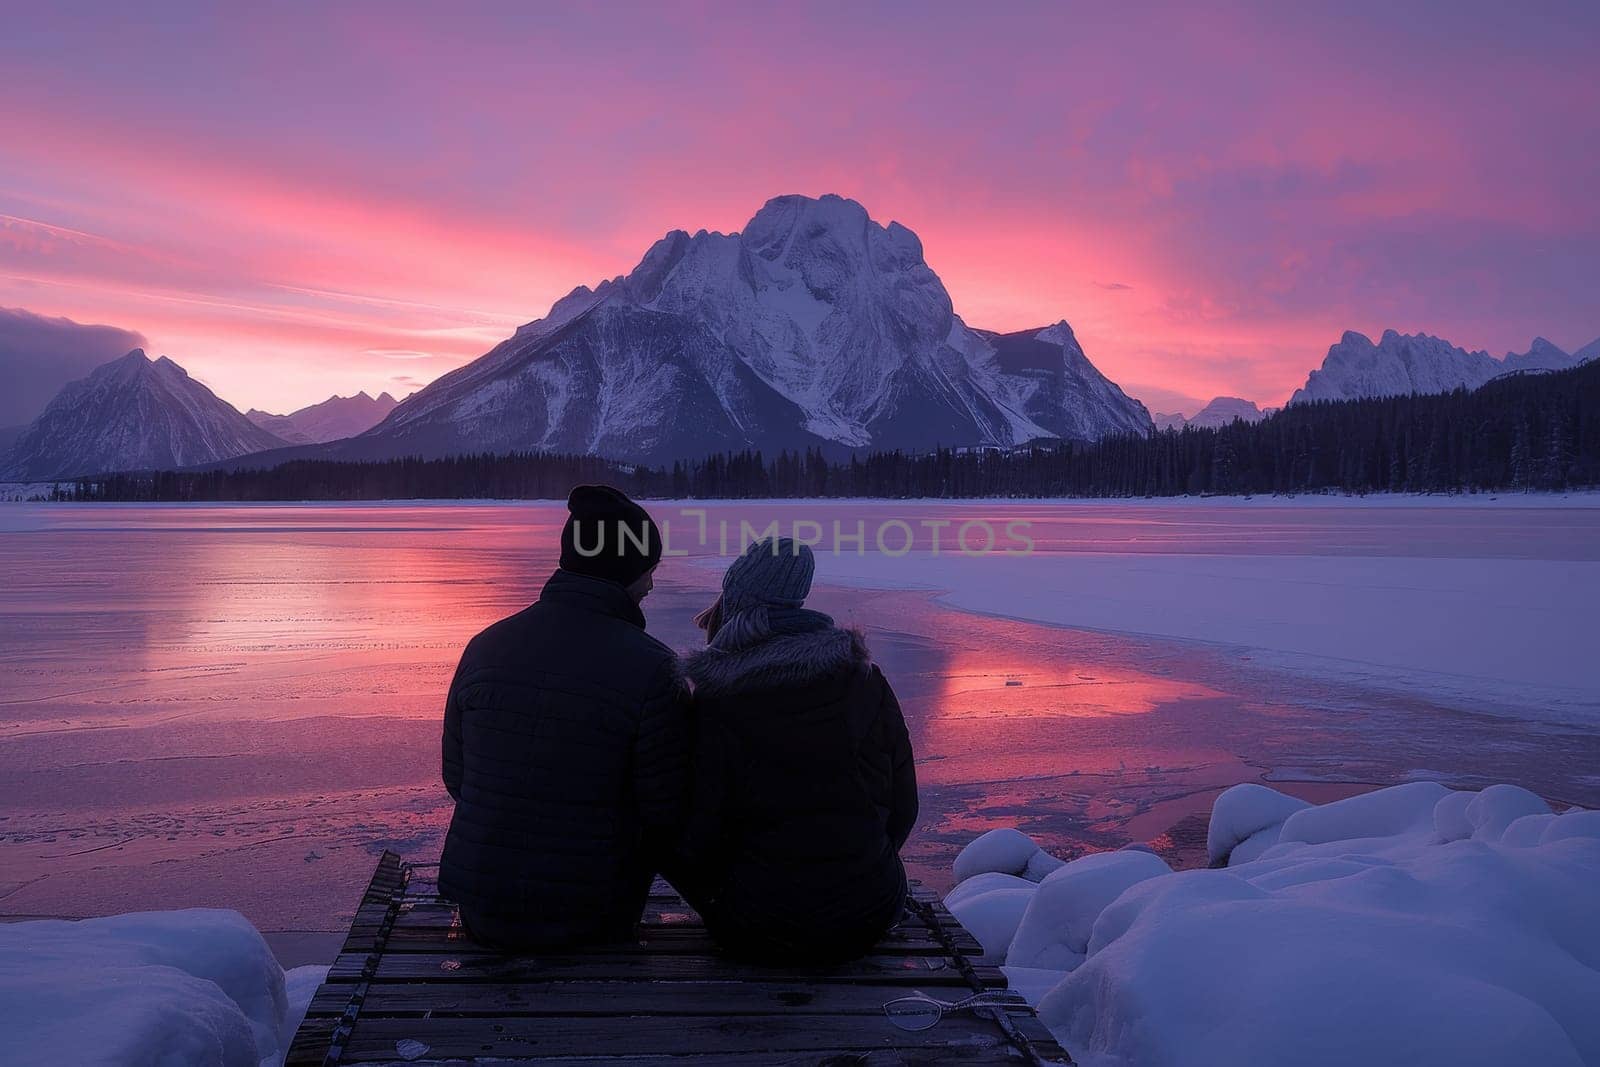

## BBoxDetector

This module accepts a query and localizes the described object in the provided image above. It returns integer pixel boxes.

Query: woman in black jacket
[675,536,918,964]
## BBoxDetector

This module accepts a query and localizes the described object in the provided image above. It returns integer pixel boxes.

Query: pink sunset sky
[1,1,1596,418]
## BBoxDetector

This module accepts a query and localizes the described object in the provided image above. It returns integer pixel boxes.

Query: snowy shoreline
[8,782,1596,1066]
[947,782,1600,1067]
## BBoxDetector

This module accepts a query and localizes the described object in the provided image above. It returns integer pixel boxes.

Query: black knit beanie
[559,485,662,587]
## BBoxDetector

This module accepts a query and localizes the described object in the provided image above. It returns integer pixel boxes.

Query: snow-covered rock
[0,908,315,1067]
[1464,783,1550,841]
[1275,779,1448,847]
[2,350,288,479]
[961,783,1600,1067]
[952,827,1047,883]
[946,887,1034,962]
[944,870,1037,908]
[948,828,1075,961]
[1433,788,1477,842]
[1206,783,1311,865]
[345,194,1151,464]
[1006,850,1171,970]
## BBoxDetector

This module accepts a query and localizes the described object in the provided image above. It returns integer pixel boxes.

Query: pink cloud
[0,4,1593,415]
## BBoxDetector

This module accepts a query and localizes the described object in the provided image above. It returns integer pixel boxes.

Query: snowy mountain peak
[1153,396,1269,431]
[1501,337,1577,375]
[1190,396,1266,429]
[1290,330,1500,406]
[3,351,287,479]
[360,194,1150,464]
[1291,327,1599,405]
[244,390,400,445]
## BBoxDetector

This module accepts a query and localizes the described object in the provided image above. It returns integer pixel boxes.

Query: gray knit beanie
[721,537,815,612]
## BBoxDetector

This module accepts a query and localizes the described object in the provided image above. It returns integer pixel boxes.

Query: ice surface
[967,784,1600,1067]
[817,540,1600,723]
[0,909,304,1067]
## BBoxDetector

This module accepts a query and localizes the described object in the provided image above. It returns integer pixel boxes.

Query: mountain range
[4,194,1598,481]
[246,391,398,444]
[1,350,288,480]
[1288,331,1597,406]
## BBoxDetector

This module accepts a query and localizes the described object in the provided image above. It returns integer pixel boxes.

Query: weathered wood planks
[286,852,1071,1066]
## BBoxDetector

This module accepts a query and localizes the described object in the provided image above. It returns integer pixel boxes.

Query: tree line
[56,359,1600,502]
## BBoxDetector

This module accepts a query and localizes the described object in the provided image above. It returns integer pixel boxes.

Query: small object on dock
[288,850,1072,1065]
[1005,679,1023,687]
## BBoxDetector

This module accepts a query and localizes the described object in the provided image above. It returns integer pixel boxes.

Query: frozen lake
[2,498,1598,965]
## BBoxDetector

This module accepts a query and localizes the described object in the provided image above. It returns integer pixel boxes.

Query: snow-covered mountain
[344,194,1151,464]
[1190,396,1268,428]
[247,391,398,444]
[1499,337,1589,376]
[1156,396,1270,431]
[1,350,287,480]
[1290,331,1500,406]
[1290,330,1598,406]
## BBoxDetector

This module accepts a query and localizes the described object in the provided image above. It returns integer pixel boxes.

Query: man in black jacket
[439,485,689,949]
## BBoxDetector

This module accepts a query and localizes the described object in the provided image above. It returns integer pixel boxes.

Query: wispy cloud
[366,349,438,360]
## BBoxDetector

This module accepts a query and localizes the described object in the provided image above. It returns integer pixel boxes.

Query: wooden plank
[332,1014,1031,1060]
[291,859,1061,1066]
[307,980,1022,1018]
[289,1017,1032,1067]
[329,950,984,985]
[369,927,950,956]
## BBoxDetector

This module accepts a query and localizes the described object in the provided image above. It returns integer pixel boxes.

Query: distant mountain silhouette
[2,350,286,480]
[247,391,398,444]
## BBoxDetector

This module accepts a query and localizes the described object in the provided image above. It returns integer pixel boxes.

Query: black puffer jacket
[675,626,917,963]
[440,569,689,949]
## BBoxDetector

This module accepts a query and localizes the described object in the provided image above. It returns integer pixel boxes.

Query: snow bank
[0,909,316,1067]
[950,783,1600,1067]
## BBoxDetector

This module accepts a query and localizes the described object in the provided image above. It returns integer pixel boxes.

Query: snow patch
[962,783,1600,1067]
[0,909,314,1067]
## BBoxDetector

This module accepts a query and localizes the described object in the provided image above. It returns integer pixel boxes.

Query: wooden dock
[288,851,1072,1065]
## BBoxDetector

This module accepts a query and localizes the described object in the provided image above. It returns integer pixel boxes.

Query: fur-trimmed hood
[684,625,870,697]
